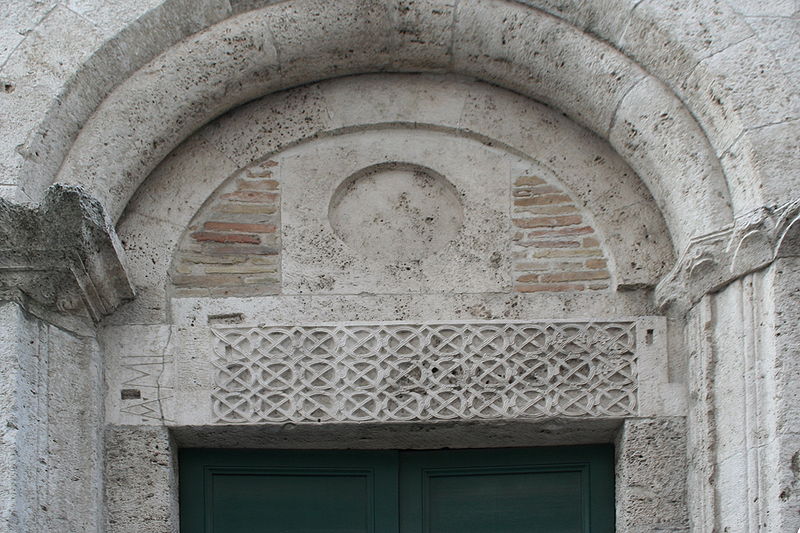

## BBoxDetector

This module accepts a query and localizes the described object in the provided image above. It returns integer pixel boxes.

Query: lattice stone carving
[210,321,638,423]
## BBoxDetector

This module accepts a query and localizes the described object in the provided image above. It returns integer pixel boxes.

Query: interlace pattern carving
[211,321,637,423]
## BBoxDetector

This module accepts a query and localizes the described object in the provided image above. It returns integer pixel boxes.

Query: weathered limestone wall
[1,0,794,220]
[0,2,794,532]
[767,257,800,532]
[0,303,45,532]
[615,417,689,533]
[105,425,178,533]
[113,75,672,326]
[0,302,104,533]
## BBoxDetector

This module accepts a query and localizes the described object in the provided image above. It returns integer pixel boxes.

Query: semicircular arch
[53,0,730,254]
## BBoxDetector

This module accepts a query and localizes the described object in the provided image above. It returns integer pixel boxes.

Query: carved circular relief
[329,162,464,261]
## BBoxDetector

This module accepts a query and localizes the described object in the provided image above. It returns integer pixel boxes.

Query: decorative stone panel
[210,320,642,424]
[511,171,612,292]
[169,160,280,297]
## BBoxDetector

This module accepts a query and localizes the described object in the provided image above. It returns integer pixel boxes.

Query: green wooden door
[399,447,614,533]
[180,445,614,533]
[180,450,399,533]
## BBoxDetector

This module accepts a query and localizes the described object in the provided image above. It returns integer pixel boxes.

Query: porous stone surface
[278,129,511,295]
[615,417,689,532]
[0,184,134,330]
[115,75,671,325]
[105,425,178,533]
[102,310,682,427]
[328,162,464,262]
[0,303,45,532]
[0,0,792,221]
[764,258,800,532]
[172,418,624,449]
[47,0,736,247]
[0,2,796,532]
[0,302,105,533]
[656,198,800,313]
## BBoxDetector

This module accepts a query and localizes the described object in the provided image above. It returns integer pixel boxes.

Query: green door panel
[180,449,399,533]
[180,446,614,533]
[399,446,614,533]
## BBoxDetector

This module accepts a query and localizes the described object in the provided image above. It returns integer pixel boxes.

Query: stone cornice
[0,185,134,329]
[656,199,800,313]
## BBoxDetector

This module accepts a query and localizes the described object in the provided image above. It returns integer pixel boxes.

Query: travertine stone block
[105,425,178,533]
[615,417,689,532]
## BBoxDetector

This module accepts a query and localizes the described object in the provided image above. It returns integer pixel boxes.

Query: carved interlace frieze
[210,321,638,423]
[656,198,800,312]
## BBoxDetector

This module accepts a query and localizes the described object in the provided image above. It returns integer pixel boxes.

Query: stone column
[765,255,800,531]
[0,186,134,532]
[0,302,47,532]
[661,202,800,533]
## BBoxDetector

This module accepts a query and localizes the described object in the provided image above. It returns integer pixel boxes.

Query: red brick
[191,231,261,244]
[179,253,246,265]
[528,185,562,195]
[516,274,540,283]
[583,237,600,247]
[237,179,279,190]
[514,205,579,215]
[513,215,583,228]
[530,249,603,258]
[524,240,581,248]
[585,258,608,269]
[514,262,550,272]
[246,160,279,178]
[513,176,546,186]
[215,204,277,214]
[247,169,272,178]
[204,221,277,233]
[539,270,610,283]
[516,283,585,292]
[514,194,571,206]
[526,226,593,237]
[203,244,279,255]
[171,274,245,287]
[221,191,279,203]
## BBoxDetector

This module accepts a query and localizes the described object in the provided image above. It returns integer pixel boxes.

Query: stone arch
[113,74,672,324]
[166,134,617,298]
[0,2,794,532]
[3,0,791,223]
[44,0,735,256]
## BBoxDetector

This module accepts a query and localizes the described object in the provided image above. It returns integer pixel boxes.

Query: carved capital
[656,199,800,312]
[0,185,135,326]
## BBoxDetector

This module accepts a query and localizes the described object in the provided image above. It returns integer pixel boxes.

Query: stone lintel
[656,198,800,313]
[0,185,134,327]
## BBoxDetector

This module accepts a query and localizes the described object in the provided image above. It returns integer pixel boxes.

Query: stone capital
[0,185,134,330]
[656,198,800,313]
